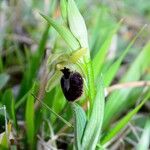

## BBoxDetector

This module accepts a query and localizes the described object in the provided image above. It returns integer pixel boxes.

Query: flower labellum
[60,67,83,101]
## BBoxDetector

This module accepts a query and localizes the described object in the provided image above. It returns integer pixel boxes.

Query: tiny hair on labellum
[60,67,83,101]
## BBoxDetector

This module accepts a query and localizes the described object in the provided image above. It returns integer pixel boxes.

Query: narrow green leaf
[101,92,150,145]
[71,103,87,150]
[0,55,3,72]
[15,91,29,109]
[0,73,9,90]
[18,0,57,98]
[60,0,68,24]
[82,77,105,150]
[92,21,122,79]
[122,42,150,82]
[25,87,35,149]
[2,89,14,121]
[136,119,150,150]
[1,90,17,130]
[85,60,95,110]
[68,0,89,49]
[40,13,80,50]
[103,42,150,129]
[11,97,17,130]
[18,2,57,98]
[104,25,147,86]
[18,24,50,99]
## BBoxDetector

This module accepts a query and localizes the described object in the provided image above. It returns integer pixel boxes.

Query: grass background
[0,0,150,149]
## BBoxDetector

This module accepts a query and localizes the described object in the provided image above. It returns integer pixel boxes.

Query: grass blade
[92,20,122,79]
[136,119,150,150]
[60,0,68,24]
[85,60,96,110]
[15,91,29,110]
[25,87,35,149]
[18,0,57,98]
[18,24,50,99]
[100,91,150,145]
[103,42,150,129]
[40,13,80,50]
[71,102,87,150]
[103,25,147,86]
[82,76,105,150]
[11,97,17,130]
[0,56,3,73]
[2,89,16,126]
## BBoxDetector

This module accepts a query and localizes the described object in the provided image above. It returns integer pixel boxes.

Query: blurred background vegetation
[0,0,150,149]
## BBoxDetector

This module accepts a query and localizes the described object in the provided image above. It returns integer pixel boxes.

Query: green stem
[84,58,96,117]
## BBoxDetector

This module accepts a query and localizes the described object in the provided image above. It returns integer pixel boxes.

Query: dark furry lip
[60,67,83,101]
